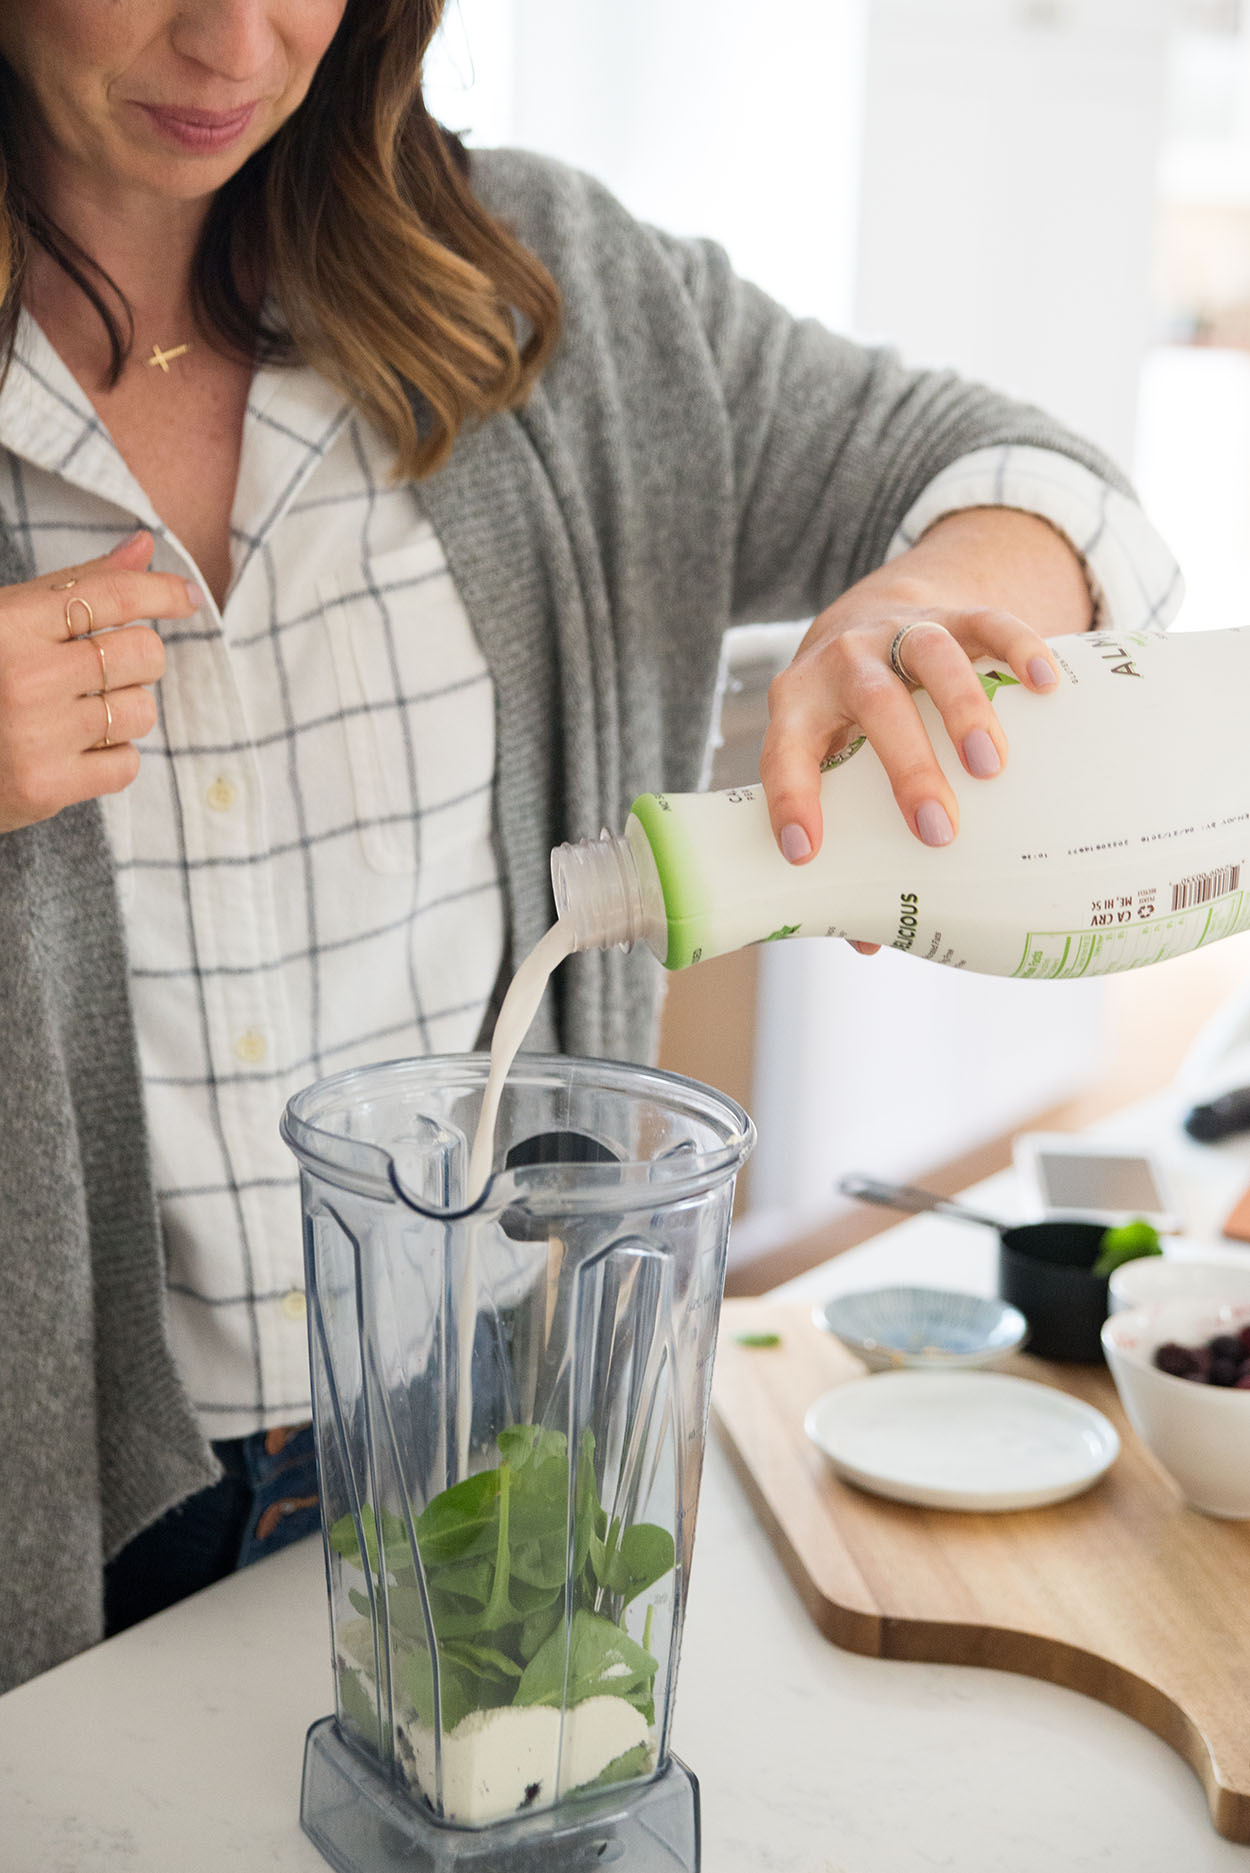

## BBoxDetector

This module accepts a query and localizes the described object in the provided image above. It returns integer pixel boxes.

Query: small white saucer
[804,1370,1119,1512]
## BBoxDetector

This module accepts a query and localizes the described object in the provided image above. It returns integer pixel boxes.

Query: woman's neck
[23,164,211,388]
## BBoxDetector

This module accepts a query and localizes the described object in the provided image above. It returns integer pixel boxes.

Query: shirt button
[207,776,237,812]
[234,1028,267,1064]
[281,1288,307,1322]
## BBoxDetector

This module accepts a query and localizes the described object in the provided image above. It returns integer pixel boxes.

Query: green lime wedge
[1091,1218,1163,1278]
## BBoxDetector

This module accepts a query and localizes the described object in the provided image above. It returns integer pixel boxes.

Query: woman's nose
[169,1,278,83]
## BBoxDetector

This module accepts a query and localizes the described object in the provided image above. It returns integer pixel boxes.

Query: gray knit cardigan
[0,150,1127,1690]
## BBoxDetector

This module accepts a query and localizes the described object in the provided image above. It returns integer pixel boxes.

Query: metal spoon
[837,1173,1008,1232]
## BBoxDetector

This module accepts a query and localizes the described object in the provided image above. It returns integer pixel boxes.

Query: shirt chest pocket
[317,544,494,876]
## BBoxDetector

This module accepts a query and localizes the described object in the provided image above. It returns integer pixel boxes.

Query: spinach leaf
[426,1556,495,1610]
[505,1437,573,1590]
[336,1663,384,1748]
[328,1503,414,1576]
[400,1641,490,1734]
[498,1424,567,1469]
[571,1430,604,1578]
[441,1639,524,1682]
[590,1519,676,1606]
[513,1609,658,1716]
[415,1469,500,1566]
[380,1583,436,1645]
[519,1600,565,1662]
[573,1740,653,1796]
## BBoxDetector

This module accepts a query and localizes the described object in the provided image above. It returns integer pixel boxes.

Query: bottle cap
[550,826,665,954]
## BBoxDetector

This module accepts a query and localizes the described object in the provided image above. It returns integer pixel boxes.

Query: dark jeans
[104,1423,321,1637]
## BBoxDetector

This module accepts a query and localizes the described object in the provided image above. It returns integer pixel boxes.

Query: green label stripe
[977,668,1020,703]
[630,792,707,968]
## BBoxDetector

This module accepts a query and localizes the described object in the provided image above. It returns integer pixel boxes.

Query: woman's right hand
[0,530,202,834]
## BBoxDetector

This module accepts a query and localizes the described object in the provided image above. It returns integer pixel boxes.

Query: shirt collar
[0,309,358,594]
[0,311,161,529]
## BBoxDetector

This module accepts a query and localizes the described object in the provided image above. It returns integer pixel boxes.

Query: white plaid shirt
[0,316,505,1436]
[0,314,1182,1437]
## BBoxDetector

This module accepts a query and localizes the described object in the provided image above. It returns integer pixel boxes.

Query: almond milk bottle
[552,629,1250,981]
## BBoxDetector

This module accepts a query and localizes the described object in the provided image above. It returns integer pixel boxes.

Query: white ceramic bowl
[1108,1255,1250,1314]
[813,1286,1029,1371]
[1101,1297,1250,1518]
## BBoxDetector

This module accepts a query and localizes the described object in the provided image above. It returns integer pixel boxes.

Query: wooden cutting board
[712,1298,1250,1841]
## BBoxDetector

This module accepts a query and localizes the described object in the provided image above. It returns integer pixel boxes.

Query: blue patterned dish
[814,1286,1029,1370]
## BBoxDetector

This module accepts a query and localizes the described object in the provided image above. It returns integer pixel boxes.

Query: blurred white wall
[426,1,1181,1243]
[428,0,867,329]
[855,0,1170,463]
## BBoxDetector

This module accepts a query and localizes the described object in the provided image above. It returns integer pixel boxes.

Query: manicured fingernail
[1028,657,1058,689]
[916,800,954,847]
[121,528,147,547]
[185,581,205,608]
[963,728,1001,777]
[780,823,812,864]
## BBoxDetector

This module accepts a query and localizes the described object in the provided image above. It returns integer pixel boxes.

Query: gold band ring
[51,576,78,592]
[94,693,114,750]
[92,638,109,693]
[65,595,95,640]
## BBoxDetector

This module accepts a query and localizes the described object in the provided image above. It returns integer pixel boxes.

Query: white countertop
[4,1085,1250,1871]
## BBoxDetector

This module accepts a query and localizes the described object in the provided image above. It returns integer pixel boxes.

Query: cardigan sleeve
[648,225,1148,627]
[472,146,1165,635]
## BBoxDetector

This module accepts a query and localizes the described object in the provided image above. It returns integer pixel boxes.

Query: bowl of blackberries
[1102,1298,1250,1518]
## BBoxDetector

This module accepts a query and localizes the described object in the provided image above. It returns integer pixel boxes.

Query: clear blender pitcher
[280,1052,753,1873]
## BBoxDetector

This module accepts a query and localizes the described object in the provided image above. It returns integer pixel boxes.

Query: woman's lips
[134,102,258,153]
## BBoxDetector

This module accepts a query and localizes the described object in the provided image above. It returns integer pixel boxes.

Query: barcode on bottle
[1170,865,1241,912]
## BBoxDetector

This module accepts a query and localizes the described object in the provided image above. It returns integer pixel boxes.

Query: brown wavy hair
[0,0,561,478]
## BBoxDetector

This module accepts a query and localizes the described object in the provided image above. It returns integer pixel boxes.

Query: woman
[0,0,1179,1692]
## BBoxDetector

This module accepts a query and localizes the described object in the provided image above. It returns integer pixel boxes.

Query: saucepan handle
[837,1173,1006,1232]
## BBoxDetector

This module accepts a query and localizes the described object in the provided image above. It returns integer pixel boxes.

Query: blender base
[301,1716,702,1872]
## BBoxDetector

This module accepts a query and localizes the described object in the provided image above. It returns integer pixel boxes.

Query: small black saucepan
[837,1175,1111,1363]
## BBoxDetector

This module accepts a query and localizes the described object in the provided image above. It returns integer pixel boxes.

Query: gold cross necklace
[146,339,192,373]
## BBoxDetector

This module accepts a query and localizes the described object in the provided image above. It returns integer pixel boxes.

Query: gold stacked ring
[65,595,95,641]
[95,693,114,750]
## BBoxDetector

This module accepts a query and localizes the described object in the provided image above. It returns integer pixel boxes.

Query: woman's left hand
[759,505,1094,867]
